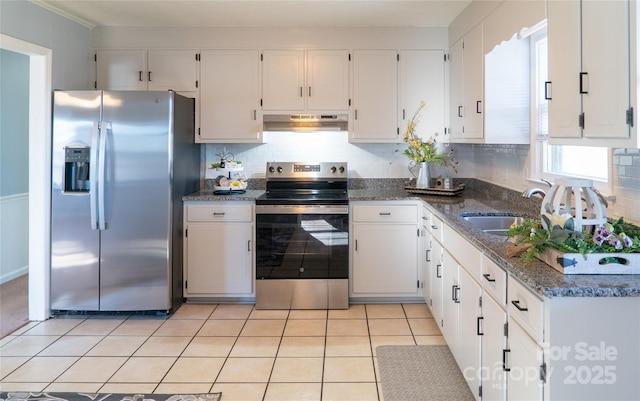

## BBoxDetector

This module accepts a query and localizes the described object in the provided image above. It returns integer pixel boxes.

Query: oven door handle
[255,205,349,214]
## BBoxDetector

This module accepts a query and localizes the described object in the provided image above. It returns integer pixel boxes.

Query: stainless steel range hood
[263,114,348,132]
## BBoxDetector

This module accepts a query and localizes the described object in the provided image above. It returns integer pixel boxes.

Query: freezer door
[51,91,102,311]
[98,91,173,311]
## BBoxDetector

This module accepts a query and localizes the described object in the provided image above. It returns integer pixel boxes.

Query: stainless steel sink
[461,214,526,236]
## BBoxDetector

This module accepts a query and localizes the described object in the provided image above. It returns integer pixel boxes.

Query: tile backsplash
[203,133,639,223]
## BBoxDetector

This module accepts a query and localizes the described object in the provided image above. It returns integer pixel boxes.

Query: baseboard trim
[1,267,28,285]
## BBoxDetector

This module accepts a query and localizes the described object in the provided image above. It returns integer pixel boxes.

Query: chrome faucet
[521,187,547,199]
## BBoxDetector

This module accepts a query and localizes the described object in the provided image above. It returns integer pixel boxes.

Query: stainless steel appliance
[255,162,349,309]
[50,90,199,313]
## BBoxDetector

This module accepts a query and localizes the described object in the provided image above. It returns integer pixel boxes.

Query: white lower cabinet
[441,250,460,353]
[507,318,544,401]
[481,292,508,401]
[183,202,254,299]
[422,203,640,401]
[350,202,420,299]
[458,266,483,400]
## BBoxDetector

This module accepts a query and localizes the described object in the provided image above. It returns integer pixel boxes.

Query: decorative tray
[213,189,246,195]
[405,183,465,196]
[213,184,247,195]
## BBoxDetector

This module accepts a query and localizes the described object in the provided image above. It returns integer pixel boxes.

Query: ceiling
[31,0,471,28]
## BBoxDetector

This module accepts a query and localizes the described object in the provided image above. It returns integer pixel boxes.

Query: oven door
[255,205,349,280]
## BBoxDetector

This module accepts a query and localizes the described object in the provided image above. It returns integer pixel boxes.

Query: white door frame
[1,34,52,321]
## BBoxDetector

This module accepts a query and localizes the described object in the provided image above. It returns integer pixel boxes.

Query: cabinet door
[350,50,399,142]
[463,23,484,140]
[582,0,630,140]
[262,50,305,111]
[147,49,198,92]
[307,50,350,111]
[185,223,253,295]
[352,223,418,295]
[448,39,465,140]
[441,252,460,358]
[507,319,544,401]
[458,267,482,401]
[482,293,508,401]
[199,50,262,143]
[430,239,444,325]
[547,0,583,139]
[95,49,146,90]
[421,228,432,304]
[399,50,446,141]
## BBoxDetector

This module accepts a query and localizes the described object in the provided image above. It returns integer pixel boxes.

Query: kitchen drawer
[481,254,507,306]
[508,277,544,343]
[186,203,253,222]
[444,224,481,280]
[426,212,444,243]
[352,203,418,223]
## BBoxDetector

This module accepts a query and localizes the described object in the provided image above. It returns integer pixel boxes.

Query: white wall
[1,0,92,318]
[1,0,91,90]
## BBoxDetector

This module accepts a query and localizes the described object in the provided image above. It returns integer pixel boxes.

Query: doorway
[1,34,52,322]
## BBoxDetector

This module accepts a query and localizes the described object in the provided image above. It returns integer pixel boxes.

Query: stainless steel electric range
[255,162,349,309]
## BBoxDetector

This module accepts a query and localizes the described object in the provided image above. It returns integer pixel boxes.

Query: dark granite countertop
[182,189,264,202]
[349,184,640,298]
[183,179,640,297]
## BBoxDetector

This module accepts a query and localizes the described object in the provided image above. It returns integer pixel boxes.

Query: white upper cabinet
[548,0,634,146]
[261,50,305,111]
[95,49,146,90]
[307,50,350,111]
[398,50,446,142]
[350,50,399,143]
[95,49,198,93]
[261,49,349,112]
[198,50,262,143]
[448,23,484,143]
[146,49,199,92]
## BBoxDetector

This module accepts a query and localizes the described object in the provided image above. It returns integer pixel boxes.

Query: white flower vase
[415,162,431,188]
[540,177,608,233]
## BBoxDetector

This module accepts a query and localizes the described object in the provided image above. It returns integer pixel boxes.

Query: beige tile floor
[0,303,445,401]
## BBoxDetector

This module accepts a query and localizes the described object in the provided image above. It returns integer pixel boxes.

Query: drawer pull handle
[511,300,528,312]
[431,224,438,230]
[426,249,431,262]
[379,212,391,216]
[213,212,225,216]
[436,264,442,278]
[482,273,496,282]
[477,316,484,335]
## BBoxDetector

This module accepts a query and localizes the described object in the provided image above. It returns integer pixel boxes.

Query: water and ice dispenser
[64,146,90,192]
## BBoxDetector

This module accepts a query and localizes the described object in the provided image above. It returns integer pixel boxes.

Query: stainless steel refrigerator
[50,90,199,312]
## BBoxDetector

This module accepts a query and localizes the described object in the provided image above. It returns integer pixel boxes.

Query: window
[530,26,610,190]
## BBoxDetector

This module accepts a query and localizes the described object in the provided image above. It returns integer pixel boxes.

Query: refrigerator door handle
[98,121,110,230]
[89,121,100,230]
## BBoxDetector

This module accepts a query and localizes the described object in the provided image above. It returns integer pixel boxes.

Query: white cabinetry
[350,50,399,142]
[95,49,198,93]
[398,50,446,140]
[351,49,446,143]
[261,49,349,112]
[481,290,508,401]
[449,23,484,143]
[506,277,545,401]
[198,50,262,143]
[350,202,420,299]
[548,0,633,146]
[183,202,254,300]
[307,50,350,111]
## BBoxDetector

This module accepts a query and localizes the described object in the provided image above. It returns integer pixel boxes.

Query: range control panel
[265,162,347,180]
